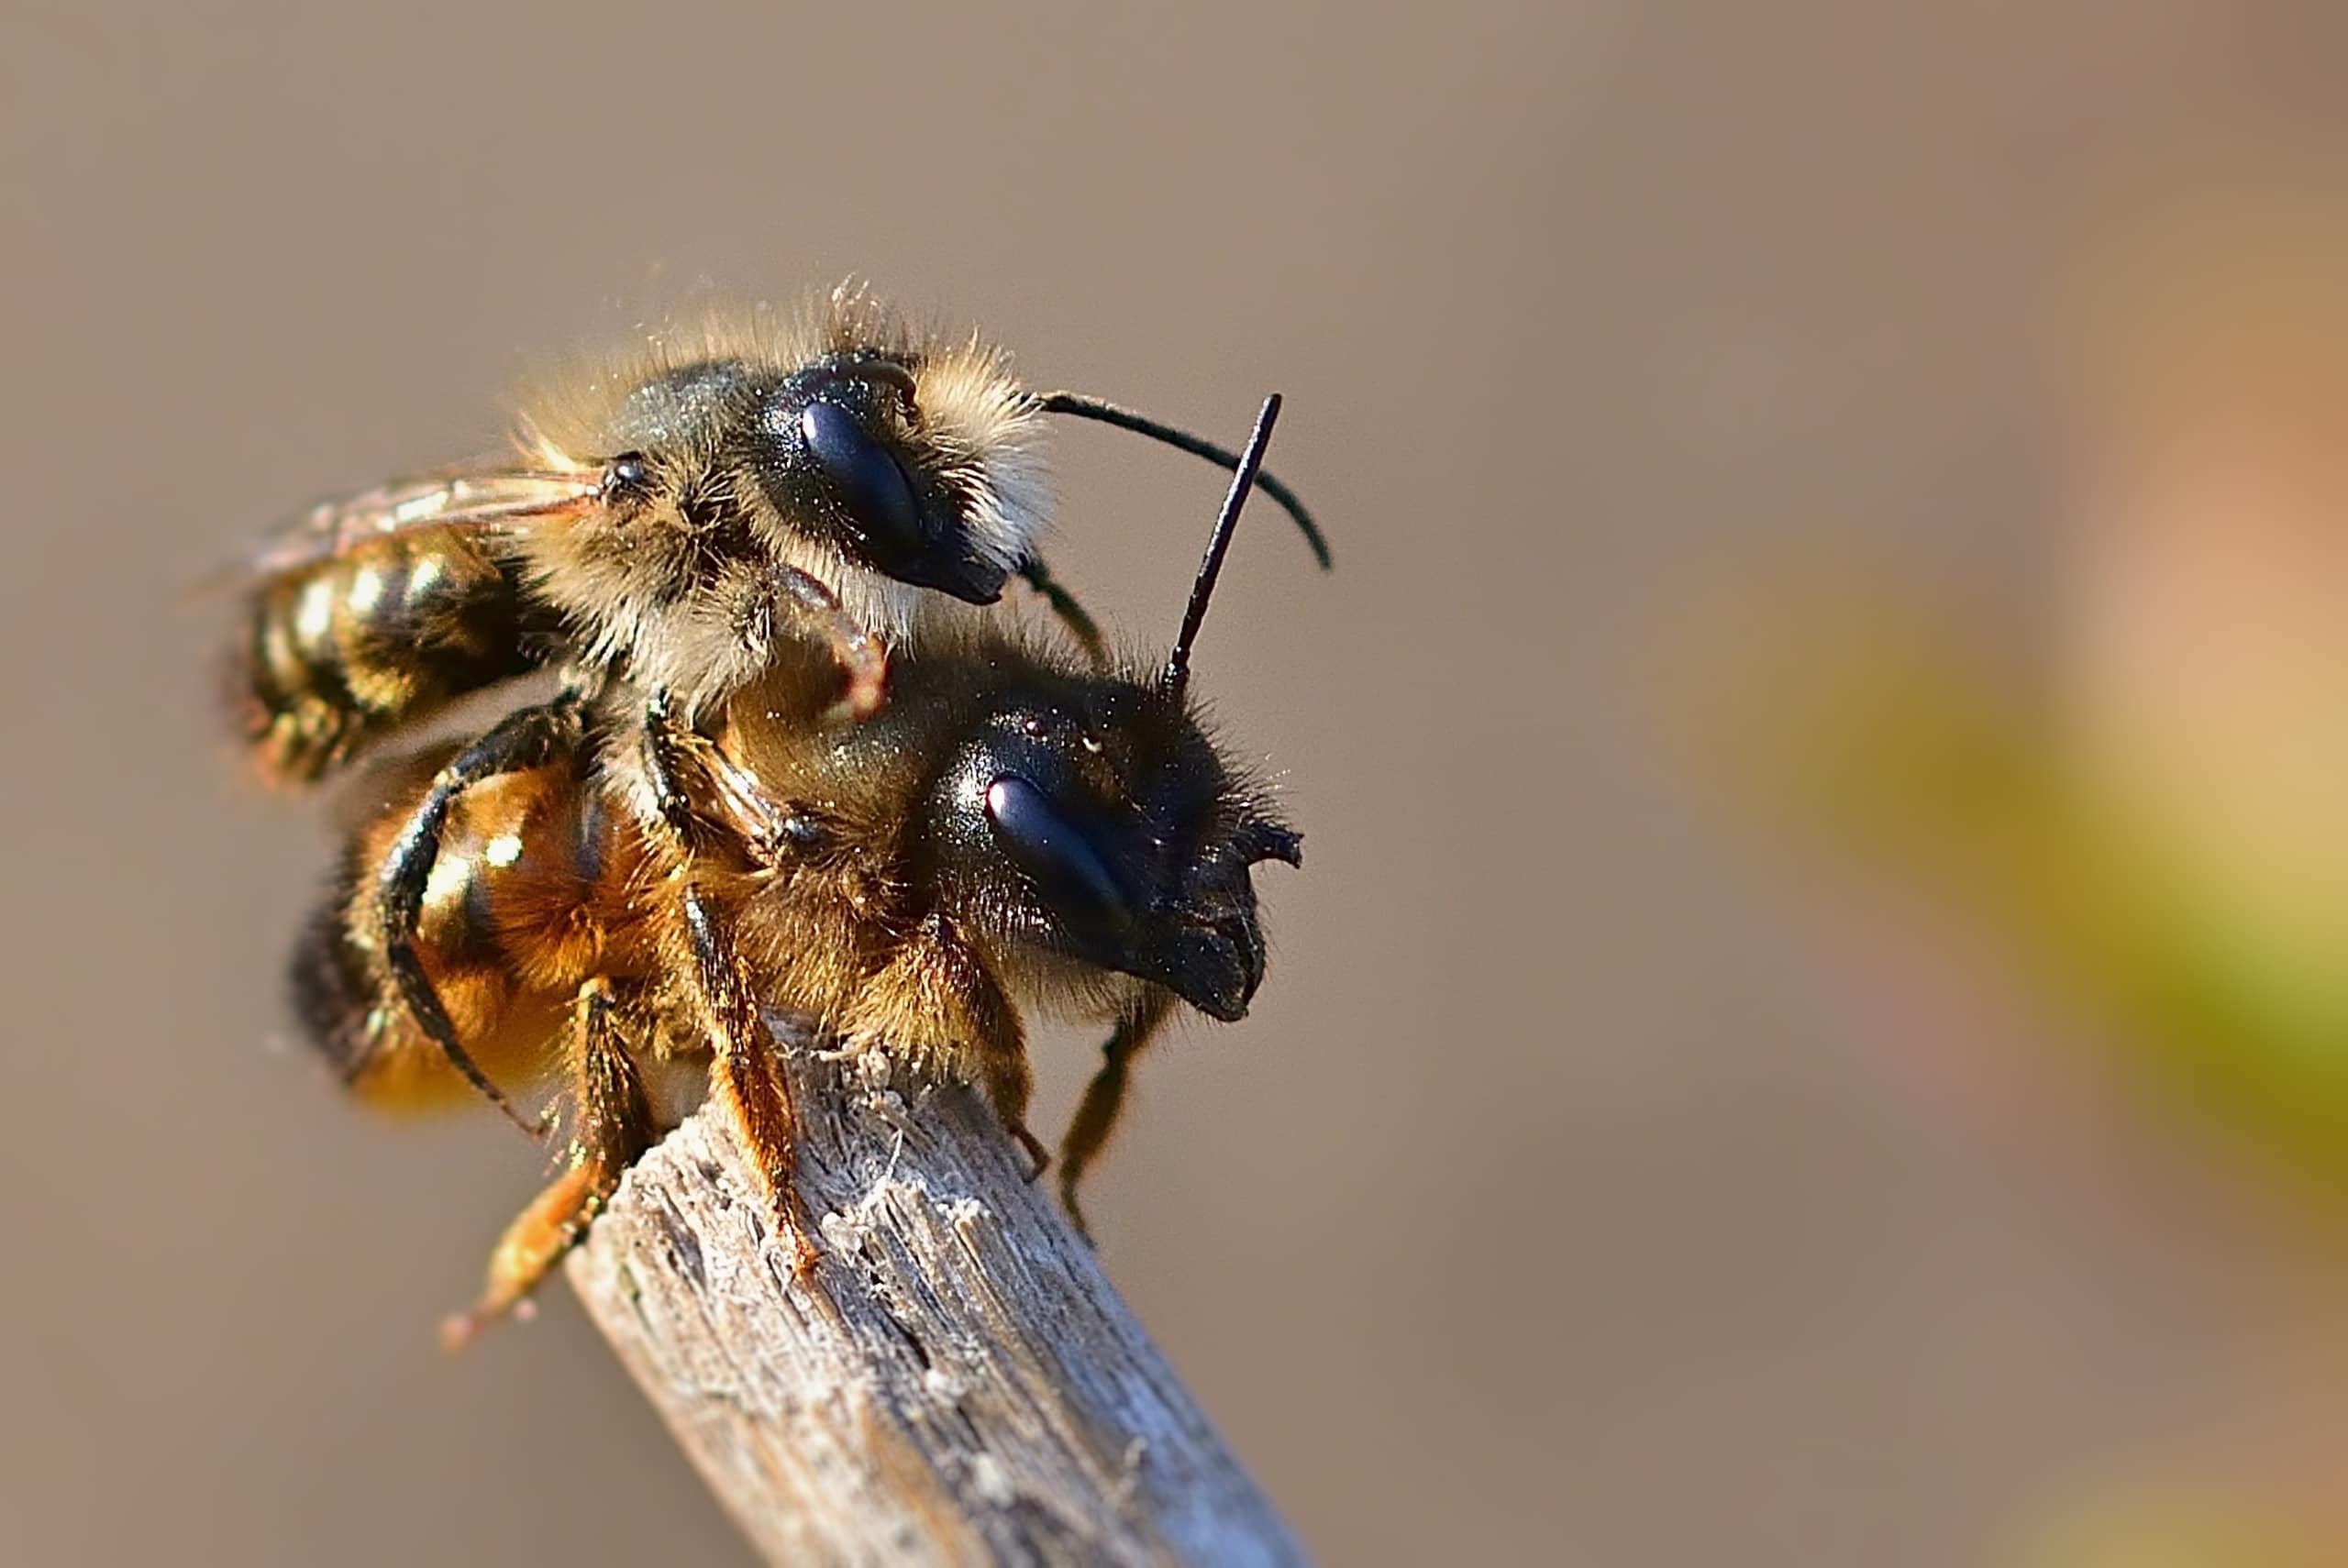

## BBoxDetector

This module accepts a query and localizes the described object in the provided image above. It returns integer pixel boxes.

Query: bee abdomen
[240,535,545,785]
[284,786,551,1103]
[285,756,656,1111]
[287,862,379,1082]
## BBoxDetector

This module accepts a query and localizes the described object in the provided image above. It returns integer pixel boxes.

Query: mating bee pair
[236,289,1319,1343]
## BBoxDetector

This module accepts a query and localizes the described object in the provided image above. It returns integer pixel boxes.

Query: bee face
[925,683,1300,1021]
[745,349,1017,605]
[583,344,1036,608]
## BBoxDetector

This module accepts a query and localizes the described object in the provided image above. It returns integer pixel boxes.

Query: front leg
[1057,989,1177,1242]
[754,562,888,721]
[843,914,1047,1178]
[689,728,842,867]
[1016,556,1107,668]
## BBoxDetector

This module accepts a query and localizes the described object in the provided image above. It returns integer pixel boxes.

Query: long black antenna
[1038,391,1329,569]
[1164,393,1280,697]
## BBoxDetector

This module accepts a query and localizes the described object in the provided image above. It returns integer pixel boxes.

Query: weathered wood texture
[565,1022,1306,1568]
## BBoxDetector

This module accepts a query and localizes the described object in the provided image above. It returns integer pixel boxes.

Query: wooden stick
[564,1021,1307,1567]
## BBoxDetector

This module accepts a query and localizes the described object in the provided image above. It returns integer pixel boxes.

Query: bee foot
[780,1222,823,1280]
[1012,1125,1050,1183]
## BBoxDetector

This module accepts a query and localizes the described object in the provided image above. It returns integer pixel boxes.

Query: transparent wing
[243,458,606,580]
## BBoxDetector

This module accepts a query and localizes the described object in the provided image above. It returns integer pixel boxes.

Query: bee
[237,284,1327,787]
[293,400,1302,1344]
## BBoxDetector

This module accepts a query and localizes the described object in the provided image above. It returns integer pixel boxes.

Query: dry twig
[565,1021,1305,1566]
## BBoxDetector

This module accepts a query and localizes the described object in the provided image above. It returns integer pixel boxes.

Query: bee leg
[760,562,887,721]
[1056,991,1177,1242]
[442,977,654,1351]
[1015,557,1108,667]
[372,694,585,1141]
[850,915,1047,1180]
[641,690,820,1275]
[947,956,1046,1182]
[957,971,1047,1183]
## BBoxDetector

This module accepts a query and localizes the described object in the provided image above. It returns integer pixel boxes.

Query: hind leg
[442,977,655,1350]
[371,694,584,1136]
[286,844,530,1116]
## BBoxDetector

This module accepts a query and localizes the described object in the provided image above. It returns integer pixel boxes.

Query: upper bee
[236,288,1050,781]
[235,285,1325,788]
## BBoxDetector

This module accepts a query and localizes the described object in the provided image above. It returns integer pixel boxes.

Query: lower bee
[294,400,1304,1342]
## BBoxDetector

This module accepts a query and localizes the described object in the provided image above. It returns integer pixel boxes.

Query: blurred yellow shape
[2025,1486,2315,1568]
[1720,182,2348,1205]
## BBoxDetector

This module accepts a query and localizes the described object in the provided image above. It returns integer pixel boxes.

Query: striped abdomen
[240,531,545,784]
[289,754,659,1110]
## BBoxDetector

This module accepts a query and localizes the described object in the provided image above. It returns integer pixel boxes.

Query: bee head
[746,349,1023,605]
[928,392,1301,1019]
[929,682,1300,1020]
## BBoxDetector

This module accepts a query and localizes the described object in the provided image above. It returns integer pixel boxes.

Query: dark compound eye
[984,774,1136,933]
[601,451,653,501]
[799,401,925,558]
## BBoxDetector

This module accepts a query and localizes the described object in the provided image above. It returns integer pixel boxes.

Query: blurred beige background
[4,4,2346,1564]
